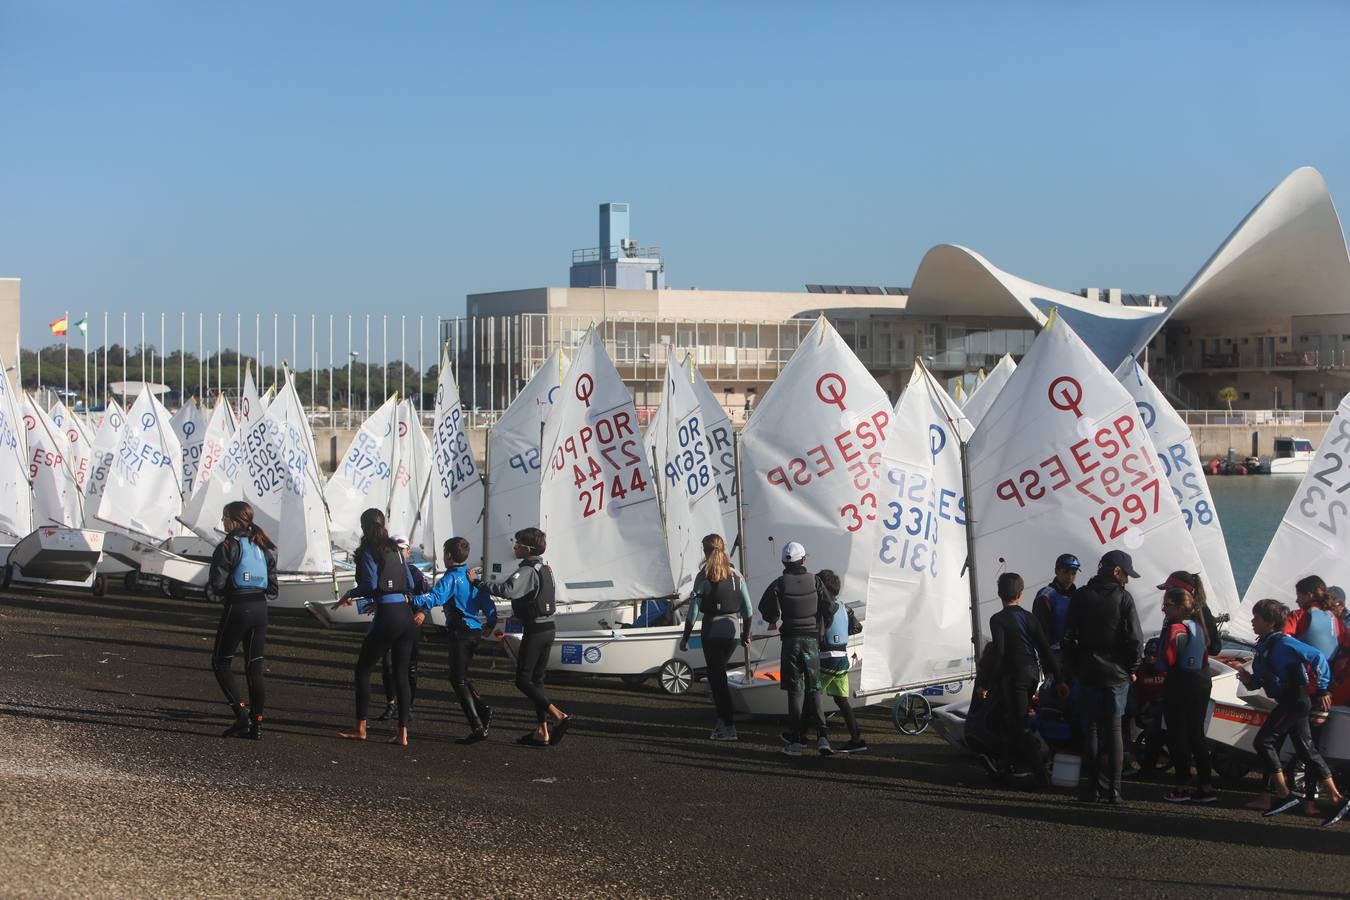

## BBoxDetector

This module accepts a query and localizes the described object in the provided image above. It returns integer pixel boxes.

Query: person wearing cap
[374,534,431,723]
[758,541,838,757]
[1032,553,1080,664]
[1061,549,1144,805]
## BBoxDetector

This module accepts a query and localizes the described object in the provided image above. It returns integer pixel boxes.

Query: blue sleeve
[473,586,499,631]
[1289,637,1332,692]
[409,564,431,594]
[411,571,455,611]
[350,549,379,598]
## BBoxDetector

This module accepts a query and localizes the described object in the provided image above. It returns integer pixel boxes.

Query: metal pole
[160,311,166,393]
[309,314,315,410]
[328,313,334,423]
[417,314,423,413]
[236,313,242,403]
[364,314,370,414]
[400,315,406,401]
[180,312,186,401]
[198,313,204,399]
[63,308,69,402]
[733,430,751,677]
[488,317,495,413]
[382,314,388,399]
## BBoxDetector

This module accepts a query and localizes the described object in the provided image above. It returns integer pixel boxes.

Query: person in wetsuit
[817,569,866,753]
[679,533,753,742]
[335,508,419,747]
[1156,586,1216,804]
[1032,553,1079,667]
[375,534,430,722]
[208,500,279,740]
[412,536,498,744]
[471,527,571,748]
[983,573,1060,781]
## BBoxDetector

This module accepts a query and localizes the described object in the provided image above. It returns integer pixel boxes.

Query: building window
[737,329,758,349]
[1280,336,1289,343]
[1241,338,1250,345]
[856,334,869,351]
[1242,392,1251,400]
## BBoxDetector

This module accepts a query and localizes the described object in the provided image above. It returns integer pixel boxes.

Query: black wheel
[91,574,107,598]
[168,581,187,600]
[123,570,139,592]
[658,659,694,695]
[893,692,933,736]
[620,674,649,688]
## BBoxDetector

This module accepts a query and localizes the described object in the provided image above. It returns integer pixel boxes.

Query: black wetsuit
[207,531,279,718]
[482,557,556,724]
[350,545,417,727]
[987,605,1060,772]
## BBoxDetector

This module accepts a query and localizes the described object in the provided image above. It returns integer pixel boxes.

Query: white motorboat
[1268,436,1315,475]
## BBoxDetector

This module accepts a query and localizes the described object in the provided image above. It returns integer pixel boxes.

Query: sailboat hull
[501,625,779,682]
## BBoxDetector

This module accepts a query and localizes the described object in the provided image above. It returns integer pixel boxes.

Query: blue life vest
[1175,620,1206,673]
[1038,583,1072,647]
[230,536,268,591]
[823,600,850,652]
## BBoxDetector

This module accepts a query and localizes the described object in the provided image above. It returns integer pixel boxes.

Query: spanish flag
[50,315,68,336]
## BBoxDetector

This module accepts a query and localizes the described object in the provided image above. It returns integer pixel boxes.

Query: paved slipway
[0,590,1344,900]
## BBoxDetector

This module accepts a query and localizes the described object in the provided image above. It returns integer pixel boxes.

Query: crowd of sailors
[203,500,1350,827]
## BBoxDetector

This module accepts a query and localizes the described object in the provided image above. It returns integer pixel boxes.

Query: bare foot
[1302,801,1322,816]
[337,727,368,740]
[387,727,408,747]
[1244,793,1271,811]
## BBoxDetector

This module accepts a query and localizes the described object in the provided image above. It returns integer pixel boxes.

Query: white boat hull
[501,624,779,680]
[1269,458,1310,476]
[4,527,105,589]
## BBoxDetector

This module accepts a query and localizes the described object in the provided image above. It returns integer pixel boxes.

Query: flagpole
[64,308,69,402]
[83,312,89,413]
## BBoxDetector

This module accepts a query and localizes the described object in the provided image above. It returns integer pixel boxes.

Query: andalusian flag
[48,316,86,337]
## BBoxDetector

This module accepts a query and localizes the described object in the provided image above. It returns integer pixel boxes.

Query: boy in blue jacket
[1237,598,1349,826]
[411,537,499,744]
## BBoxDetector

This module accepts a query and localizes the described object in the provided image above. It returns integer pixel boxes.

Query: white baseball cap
[781,541,806,563]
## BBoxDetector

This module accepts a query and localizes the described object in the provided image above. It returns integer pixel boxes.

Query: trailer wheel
[168,581,187,600]
[91,574,108,598]
[658,659,694,695]
[893,692,933,736]
[620,674,649,689]
[123,571,139,593]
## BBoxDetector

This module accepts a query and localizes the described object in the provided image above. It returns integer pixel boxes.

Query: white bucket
[1051,752,1081,789]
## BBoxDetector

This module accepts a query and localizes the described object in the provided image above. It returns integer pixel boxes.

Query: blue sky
[3,1,1348,360]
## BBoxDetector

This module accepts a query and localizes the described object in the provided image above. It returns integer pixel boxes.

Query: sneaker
[1103,792,1128,808]
[817,736,834,756]
[457,727,489,745]
[1322,796,1350,828]
[479,705,493,734]
[1262,794,1303,817]
[222,705,251,738]
[1163,789,1192,803]
[1191,789,1219,804]
[247,716,263,741]
[781,742,803,757]
[978,753,1002,777]
[840,738,868,753]
[709,725,726,740]
[707,723,739,744]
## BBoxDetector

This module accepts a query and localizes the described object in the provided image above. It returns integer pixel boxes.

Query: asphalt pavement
[0,587,1345,898]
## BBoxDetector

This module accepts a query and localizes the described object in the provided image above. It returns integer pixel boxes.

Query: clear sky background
[3,1,1348,361]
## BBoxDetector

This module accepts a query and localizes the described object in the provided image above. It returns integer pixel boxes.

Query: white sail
[649,346,728,593]
[1244,391,1350,615]
[261,384,276,413]
[193,396,237,501]
[966,314,1203,637]
[1121,359,1248,638]
[539,331,672,601]
[93,388,185,542]
[241,377,333,574]
[689,359,740,553]
[21,395,84,528]
[323,394,399,552]
[482,349,565,578]
[83,400,126,522]
[240,364,262,428]
[862,362,975,693]
[179,396,248,539]
[739,316,892,599]
[388,399,432,550]
[170,398,208,497]
[425,353,485,568]
[962,353,1017,430]
[0,356,32,540]
[48,402,94,495]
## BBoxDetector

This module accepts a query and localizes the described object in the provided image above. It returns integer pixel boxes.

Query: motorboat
[1269,436,1315,475]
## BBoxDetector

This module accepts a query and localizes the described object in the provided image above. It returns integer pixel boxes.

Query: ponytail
[701,533,732,583]
[359,507,398,555]
[223,500,275,552]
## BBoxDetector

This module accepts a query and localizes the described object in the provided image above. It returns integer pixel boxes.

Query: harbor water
[1206,475,1298,595]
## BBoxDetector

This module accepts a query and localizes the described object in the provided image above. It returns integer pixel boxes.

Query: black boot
[247,714,263,741]
[222,704,250,738]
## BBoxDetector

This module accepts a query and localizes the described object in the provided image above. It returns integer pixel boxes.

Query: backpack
[375,546,411,595]
[1175,620,1206,674]
[230,536,268,590]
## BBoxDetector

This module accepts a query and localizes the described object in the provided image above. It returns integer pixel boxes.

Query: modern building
[0,278,19,370]
[453,170,1350,418]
